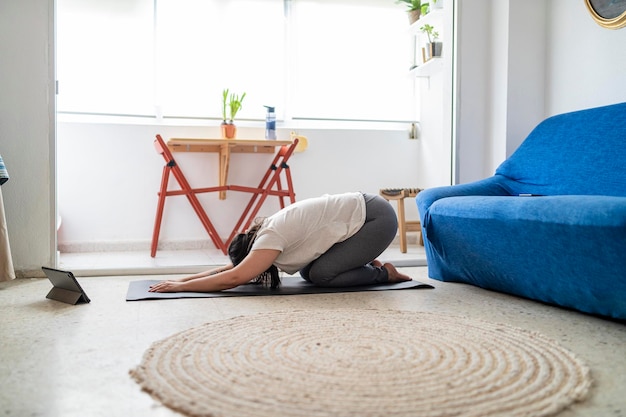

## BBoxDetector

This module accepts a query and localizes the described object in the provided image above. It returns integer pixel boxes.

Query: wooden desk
[168,138,293,200]
[152,135,298,255]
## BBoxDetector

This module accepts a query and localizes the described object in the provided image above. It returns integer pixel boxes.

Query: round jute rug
[130,309,592,417]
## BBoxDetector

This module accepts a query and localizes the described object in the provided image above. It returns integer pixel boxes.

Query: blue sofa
[416,102,626,320]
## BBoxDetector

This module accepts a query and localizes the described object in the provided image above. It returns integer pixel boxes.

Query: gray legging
[299,193,397,287]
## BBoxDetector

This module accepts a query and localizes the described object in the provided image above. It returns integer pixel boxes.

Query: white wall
[455,0,626,183]
[545,0,626,115]
[56,122,424,251]
[455,0,546,183]
[0,0,56,275]
[454,0,491,183]
[505,1,546,156]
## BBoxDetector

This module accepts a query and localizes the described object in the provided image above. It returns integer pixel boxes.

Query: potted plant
[220,89,246,139]
[420,23,442,61]
[395,0,425,24]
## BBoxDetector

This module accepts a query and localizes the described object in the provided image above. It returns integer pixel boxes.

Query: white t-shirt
[252,192,366,274]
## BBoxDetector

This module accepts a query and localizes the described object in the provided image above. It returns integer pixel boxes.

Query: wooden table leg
[380,188,424,253]
[396,196,408,253]
[219,144,230,200]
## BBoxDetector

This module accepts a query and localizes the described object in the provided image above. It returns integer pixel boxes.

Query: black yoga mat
[126,277,433,301]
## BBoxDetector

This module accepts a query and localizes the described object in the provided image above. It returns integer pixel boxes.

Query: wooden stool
[380,188,423,253]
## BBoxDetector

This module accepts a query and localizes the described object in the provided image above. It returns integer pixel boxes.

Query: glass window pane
[57,0,155,116]
[57,0,416,123]
[291,0,416,122]
[156,0,285,120]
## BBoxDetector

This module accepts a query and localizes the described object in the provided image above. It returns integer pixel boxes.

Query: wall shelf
[410,57,443,78]
[407,8,444,78]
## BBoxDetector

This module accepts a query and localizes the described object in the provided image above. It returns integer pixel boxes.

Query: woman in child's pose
[149,192,411,293]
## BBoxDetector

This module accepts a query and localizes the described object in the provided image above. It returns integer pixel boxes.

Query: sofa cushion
[496,102,626,197]
[422,194,626,319]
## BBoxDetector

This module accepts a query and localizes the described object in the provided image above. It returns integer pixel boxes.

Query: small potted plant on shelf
[220,89,246,139]
[395,0,427,24]
[420,23,442,62]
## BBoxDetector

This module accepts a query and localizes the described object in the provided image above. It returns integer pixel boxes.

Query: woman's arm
[148,249,280,293]
[174,263,234,282]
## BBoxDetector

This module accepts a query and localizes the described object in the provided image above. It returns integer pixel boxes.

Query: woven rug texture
[131,309,592,417]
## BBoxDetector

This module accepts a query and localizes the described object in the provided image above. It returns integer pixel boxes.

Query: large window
[57,0,417,123]
[56,0,156,116]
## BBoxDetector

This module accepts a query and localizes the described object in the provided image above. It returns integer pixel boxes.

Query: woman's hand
[147,250,280,293]
[149,280,186,293]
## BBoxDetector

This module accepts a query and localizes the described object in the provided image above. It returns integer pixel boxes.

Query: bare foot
[371,259,383,267]
[383,263,412,283]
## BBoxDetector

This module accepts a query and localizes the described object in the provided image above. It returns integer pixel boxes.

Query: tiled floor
[58,244,428,277]
[1,266,625,417]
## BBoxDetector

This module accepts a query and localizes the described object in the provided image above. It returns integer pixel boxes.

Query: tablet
[42,267,91,304]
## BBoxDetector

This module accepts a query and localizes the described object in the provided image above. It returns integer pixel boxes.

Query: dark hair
[228,221,281,289]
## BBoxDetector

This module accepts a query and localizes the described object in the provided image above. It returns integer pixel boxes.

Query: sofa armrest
[416,176,512,223]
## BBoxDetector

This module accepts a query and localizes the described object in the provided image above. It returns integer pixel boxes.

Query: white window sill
[56,112,414,133]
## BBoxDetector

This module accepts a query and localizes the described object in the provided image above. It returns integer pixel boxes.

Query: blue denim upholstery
[416,102,626,319]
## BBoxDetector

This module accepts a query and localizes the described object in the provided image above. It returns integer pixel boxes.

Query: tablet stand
[46,287,89,305]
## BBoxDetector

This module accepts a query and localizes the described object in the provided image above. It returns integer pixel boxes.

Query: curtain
[0,153,15,281]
